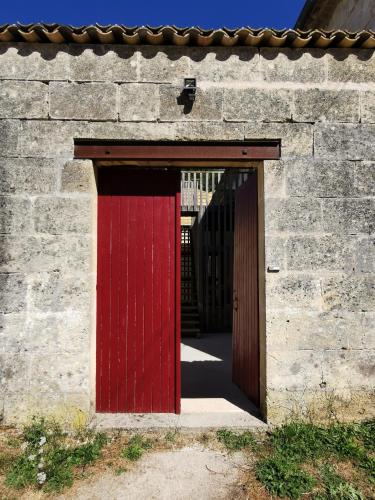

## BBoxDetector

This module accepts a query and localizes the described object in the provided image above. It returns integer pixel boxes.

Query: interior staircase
[181,302,201,337]
[181,223,201,337]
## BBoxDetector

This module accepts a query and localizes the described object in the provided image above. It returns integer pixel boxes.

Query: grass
[121,434,153,461]
[216,429,257,451]
[0,418,373,498]
[2,417,108,493]
[217,420,375,499]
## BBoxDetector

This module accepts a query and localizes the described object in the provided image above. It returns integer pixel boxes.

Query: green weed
[164,430,178,444]
[255,454,316,500]
[314,464,364,500]
[121,435,153,462]
[115,467,127,476]
[216,429,257,451]
[254,420,375,499]
[5,417,107,493]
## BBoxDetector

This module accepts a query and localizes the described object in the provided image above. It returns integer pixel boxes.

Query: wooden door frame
[75,140,281,161]
[76,140,280,417]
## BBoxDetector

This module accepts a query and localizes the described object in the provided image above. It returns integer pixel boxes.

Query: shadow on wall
[0,43,368,63]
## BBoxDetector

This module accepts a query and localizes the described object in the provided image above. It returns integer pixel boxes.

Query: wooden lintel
[74,142,281,161]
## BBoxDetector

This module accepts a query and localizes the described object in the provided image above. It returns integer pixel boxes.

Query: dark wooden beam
[74,141,281,161]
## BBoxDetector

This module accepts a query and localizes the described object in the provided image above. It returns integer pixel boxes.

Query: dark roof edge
[295,0,341,30]
[295,0,317,29]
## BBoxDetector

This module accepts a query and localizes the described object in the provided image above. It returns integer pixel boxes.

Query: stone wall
[0,44,374,424]
[301,0,375,31]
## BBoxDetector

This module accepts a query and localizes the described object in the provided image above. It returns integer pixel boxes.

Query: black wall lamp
[182,78,197,102]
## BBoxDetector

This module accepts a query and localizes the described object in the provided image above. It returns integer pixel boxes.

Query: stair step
[182,328,201,336]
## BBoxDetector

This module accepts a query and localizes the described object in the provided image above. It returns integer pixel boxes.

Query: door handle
[233,295,238,311]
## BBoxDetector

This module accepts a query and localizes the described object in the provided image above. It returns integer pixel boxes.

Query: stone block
[24,311,90,354]
[49,82,117,121]
[0,81,48,119]
[119,83,159,121]
[260,48,326,83]
[294,89,359,123]
[322,276,375,311]
[159,86,222,121]
[19,120,89,158]
[265,236,287,271]
[70,45,137,82]
[0,120,19,156]
[355,238,375,273]
[267,389,375,425]
[265,198,322,232]
[286,236,354,272]
[264,160,285,197]
[286,160,355,198]
[0,43,70,80]
[314,123,375,160]
[269,350,374,393]
[0,235,91,273]
[88,120,244,141]
[0,353,29,393]
[0,274,27,313]
[267,311,361,351]
[266,274,322,311]
[224,88,293,122]
[189,47,260,82]
[139,47,192,83]
[361,91,375,123]
[267,350,324,390]
[362,314,375,349]
[0,158,58,194]
[322,350,375,390]
[61,160,95,193]
[29,352,89,393]
[0,196,31,234]
[0,313,26,353]
[354,161,375,196]
[30,272,90,313]
[327,49,375,83]
[175,122,244,140]
[322,199,374,234]
[88,121,178,140]
[244,123,313,158]
[34,197,92,234]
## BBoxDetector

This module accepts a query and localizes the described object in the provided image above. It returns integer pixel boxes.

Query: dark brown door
[232,172,260,406]
[96,169,181,413]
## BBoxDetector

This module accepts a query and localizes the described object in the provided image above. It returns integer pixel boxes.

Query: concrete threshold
[93,410,267,431]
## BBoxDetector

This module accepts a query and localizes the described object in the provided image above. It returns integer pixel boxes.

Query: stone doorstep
[93,411,267,431]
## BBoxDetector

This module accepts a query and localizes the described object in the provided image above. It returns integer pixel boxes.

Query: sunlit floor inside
[181,333,260,416]
[94,333,265,430]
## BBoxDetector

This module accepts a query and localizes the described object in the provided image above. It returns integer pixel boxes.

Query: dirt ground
[57,444,248,500]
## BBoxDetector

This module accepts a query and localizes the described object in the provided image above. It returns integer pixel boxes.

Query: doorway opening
[82,140,279,419]
[180,168,260,417]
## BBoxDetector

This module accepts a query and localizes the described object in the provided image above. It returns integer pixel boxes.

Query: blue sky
[1,0,306,29]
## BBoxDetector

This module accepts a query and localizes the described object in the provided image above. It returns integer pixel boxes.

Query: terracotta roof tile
[0,24,374,48]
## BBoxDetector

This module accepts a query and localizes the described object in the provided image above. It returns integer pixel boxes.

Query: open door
[232,172,260,407]
[96,169,181,413]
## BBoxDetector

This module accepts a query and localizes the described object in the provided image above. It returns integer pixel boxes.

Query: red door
[232,172,260,406]
[96,169,181,413]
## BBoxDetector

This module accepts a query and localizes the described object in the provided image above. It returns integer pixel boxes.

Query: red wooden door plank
[232,173,260,407]
[152,195,162,412]
[96,169,180,413]
[174,189,181,414]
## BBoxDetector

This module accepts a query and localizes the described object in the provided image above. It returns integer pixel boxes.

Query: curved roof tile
[0,24,374,48]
